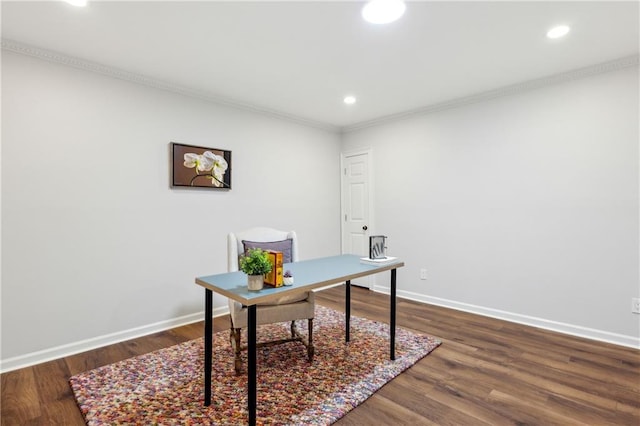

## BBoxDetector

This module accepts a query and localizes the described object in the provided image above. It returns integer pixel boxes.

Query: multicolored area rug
[70,306,441,425]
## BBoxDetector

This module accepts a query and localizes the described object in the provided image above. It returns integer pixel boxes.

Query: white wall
[2,50,637,373]
[1,51,341,369]
[342,66,639,347]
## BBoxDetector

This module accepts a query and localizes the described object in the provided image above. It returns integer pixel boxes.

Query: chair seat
[258,292,309,306]
[229,293,314,329]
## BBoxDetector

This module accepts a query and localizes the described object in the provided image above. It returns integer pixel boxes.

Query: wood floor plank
[32,358,84,425]
[0,367,41,424]
[338,393,440,426]
[487,389,585,425]
[1,284,638,425]
[379,372,498,426]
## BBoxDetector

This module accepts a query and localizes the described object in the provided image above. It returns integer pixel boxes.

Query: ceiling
[2,1,639,131]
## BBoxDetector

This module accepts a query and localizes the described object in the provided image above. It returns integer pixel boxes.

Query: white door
[341,150,372,289]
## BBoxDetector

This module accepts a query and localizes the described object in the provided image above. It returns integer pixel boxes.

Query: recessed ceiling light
[547,25,570,39]
[344,96,357,105]
[362,0,406,25]
[64,0,87,6]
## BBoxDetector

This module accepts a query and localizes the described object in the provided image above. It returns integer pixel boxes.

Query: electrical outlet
[632,298,640,314]
[420,269,427,280]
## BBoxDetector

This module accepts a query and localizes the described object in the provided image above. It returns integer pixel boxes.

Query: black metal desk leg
[390,269,396,360]
[204,289,212,406]
[345,280,351,342]
[248,304,257,426]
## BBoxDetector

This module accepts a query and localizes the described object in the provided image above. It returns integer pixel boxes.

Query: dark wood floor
[2,285,639,425]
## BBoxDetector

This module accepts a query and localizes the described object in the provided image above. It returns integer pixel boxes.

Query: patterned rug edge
[69,306,441,425]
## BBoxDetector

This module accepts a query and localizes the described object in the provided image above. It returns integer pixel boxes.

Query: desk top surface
[195,254,404,305]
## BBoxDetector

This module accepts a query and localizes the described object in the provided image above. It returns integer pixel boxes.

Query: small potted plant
[239,248,273,291]
[283,270,294,286]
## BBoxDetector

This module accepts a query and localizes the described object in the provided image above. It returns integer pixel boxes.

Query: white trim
[342,54,640,133]
[373,285,640,350]
[3,285,636,372]
[4,39,635,135]
[0,39,339,133]
[0,306,230,374]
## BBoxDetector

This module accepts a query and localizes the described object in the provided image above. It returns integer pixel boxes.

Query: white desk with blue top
[195,253,404,426]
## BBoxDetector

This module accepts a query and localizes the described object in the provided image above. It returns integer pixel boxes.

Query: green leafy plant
[239,248,273,276]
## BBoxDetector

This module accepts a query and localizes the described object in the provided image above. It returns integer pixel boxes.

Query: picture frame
[369,235,387,259]
[171,142,232,189]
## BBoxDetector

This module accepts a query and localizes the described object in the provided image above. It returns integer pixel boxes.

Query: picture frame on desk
[171,142,232,189]
[369,235,387,259]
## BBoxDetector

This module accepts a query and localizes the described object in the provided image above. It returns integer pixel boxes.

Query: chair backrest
[227,227,299,272]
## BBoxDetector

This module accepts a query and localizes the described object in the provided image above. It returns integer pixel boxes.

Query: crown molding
[1,38,340,133]
[3,39,637,135]
[342,54,640,133]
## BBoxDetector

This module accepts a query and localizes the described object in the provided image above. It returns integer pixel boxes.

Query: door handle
[362,225,368,231]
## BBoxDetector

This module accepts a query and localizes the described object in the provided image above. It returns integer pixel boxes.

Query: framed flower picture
[171,142,232,189]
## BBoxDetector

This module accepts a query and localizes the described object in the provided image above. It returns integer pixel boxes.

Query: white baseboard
[5,286,637,373]
[0,306,230,374]
[373,285,640,350]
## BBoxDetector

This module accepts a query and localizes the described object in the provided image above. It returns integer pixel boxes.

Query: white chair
[227,227,315,374]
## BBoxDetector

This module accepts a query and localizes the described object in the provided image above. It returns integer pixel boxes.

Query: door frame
[340,148,374,289]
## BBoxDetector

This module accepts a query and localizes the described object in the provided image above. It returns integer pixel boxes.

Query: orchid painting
[171,143,232,189]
